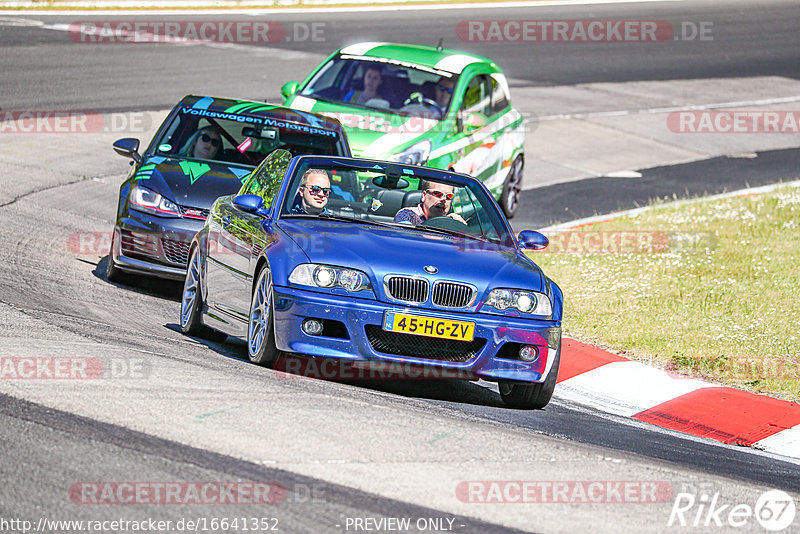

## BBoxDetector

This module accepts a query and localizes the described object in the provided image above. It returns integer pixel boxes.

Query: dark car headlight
[289,264,372,293]
[484,289,552,316]
[129,184,181,217]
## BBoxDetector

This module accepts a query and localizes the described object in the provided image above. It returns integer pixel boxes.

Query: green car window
[490,77,510,116]
[462,75,492,118]
[238,149,292,208]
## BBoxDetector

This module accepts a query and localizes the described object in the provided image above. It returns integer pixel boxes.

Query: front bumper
[272,286,560,383]
[112,212,205,281]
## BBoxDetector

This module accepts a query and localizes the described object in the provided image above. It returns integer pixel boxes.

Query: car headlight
[484,289,552,316]
[388,139,431,166]
[129,184,181,217]
[289,264,372,293]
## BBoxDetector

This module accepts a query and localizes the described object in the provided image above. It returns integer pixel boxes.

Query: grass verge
[530,183,800,401]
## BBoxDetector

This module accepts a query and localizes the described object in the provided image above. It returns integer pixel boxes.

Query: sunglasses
[200,134,221,147]
[437,84,454,94]
[426,189,454,201]
[305,185,332,197]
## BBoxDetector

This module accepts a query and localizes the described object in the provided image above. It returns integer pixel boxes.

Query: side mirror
[281,81,300,101]
[518,230,549,251]
[464,112,488,133]
[233,194,268,217]
[113,138,142,164]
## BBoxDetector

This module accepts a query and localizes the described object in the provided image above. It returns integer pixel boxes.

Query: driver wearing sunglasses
[183,126,223,160]
[394,179,466,225]
[434,76,455,110]
[294,168,332,215]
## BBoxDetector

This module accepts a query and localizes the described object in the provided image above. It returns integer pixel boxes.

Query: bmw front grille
[385,276,429,303]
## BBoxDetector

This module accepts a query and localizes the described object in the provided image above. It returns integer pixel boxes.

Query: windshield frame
[277,157,516,248]
[299,54,459,118]
[148,105,347,168]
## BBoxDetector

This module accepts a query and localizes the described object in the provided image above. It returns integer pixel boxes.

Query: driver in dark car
[394,180,466,225]
[178,125,223,160]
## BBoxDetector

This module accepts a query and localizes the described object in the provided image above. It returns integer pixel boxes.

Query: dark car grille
[432,282,475,308]
[364,325,486,363]
[162,238,191,265]
[120,230,157,256]
[179,204,210,220]
[385,276,429,303]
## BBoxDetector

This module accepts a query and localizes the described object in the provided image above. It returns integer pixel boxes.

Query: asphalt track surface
[1,1,799,532]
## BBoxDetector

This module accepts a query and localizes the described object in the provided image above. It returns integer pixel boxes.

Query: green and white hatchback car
[281,42,525,217]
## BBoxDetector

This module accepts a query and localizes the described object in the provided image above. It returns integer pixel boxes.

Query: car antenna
[436,38,444,51]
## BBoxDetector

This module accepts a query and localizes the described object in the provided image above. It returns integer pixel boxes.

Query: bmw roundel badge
[424,265,438,274]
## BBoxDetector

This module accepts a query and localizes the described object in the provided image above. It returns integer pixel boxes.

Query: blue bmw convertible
[180,151,563,408]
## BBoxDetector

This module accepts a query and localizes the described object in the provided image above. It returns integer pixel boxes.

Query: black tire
[247,266,279,367]
[499,156,523,219]
[106,230,129,284]
[180,247,228,342]
[499,343,561,409]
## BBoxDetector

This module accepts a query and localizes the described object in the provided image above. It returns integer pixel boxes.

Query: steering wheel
[422,215,469,230]
[403,92,440,110]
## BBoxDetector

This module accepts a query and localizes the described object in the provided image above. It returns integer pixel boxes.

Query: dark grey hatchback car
[108,94,350,282]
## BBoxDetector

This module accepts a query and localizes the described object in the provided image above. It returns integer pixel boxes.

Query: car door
[449,74,496,182]
[206,150,291,331]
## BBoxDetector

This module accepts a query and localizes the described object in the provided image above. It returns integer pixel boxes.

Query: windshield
[152,107,343,167]
[280,160,514,247]
[300,55,458,119]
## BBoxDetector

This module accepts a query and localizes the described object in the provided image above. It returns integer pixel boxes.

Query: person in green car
[434,76,455,111]
[344,65,384,105]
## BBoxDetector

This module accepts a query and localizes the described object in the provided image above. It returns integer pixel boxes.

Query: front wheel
[499,344,560,409]
[248,267,279,367]
[180,247,227,342]
[499,156,523,219]
[106,230,129,284]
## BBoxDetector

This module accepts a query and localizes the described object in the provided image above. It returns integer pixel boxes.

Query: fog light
[302,318,324,336]
[519,345,539,362]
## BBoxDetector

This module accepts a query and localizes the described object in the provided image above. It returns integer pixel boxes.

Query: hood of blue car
[133,156,251,209]
[277,219,544,298]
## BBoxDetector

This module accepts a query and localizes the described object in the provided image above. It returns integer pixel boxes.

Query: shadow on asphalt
[94,255,183,302]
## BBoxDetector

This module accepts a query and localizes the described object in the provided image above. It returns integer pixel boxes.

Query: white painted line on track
[0,0,684,16]
[0,18,319,58]
[527,95,800,123]
[753,426,800,459]
[542,179,800,231]
[557,361,718,418]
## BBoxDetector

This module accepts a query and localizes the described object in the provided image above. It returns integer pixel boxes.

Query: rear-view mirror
[113,138,142,164]
[233,194,268,217]
[281,81,300,101]
[518,230,549,250]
